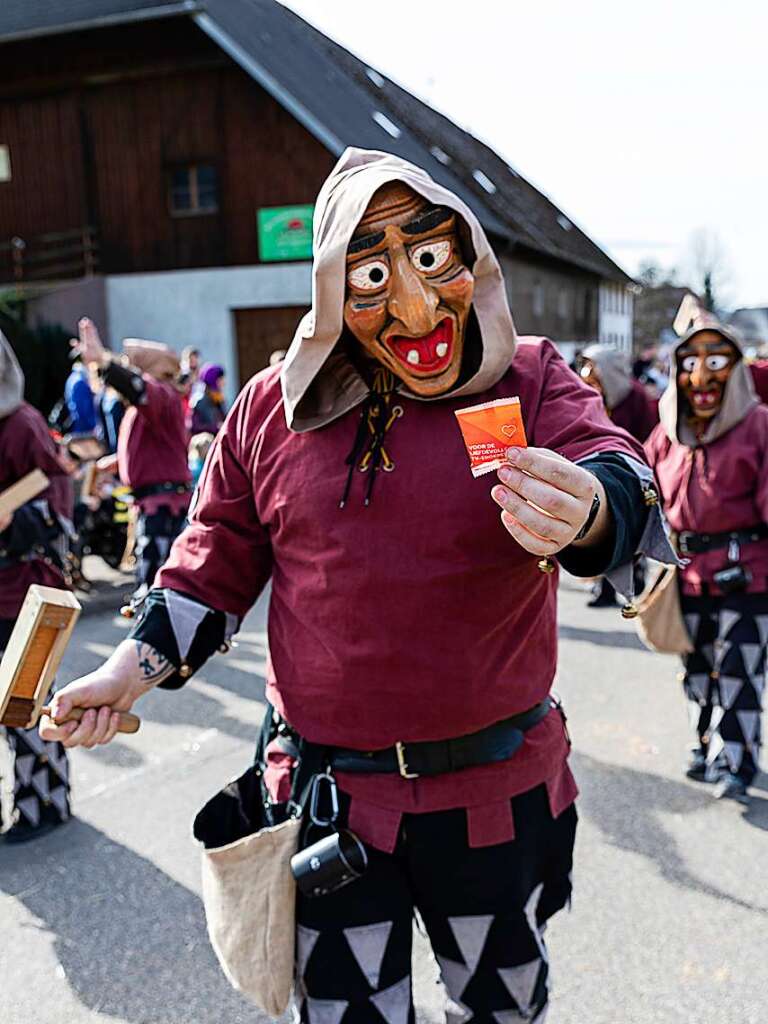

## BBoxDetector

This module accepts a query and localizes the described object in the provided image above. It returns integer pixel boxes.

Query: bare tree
[685,228,732,313]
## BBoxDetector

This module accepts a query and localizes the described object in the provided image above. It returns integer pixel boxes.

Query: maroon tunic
[749,362,768,404]
[0,403,70,617]
[159,338,646,850]
[117,376,191,515]
[610,380,659,443]
[645,405,768,595]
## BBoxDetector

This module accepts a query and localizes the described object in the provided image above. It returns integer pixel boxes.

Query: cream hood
[0,330,24,419]
[658,320,758,446]
[581,344,632,410]
[280,148,517,432]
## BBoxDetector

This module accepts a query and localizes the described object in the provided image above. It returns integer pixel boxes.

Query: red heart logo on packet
[501,423,517,439]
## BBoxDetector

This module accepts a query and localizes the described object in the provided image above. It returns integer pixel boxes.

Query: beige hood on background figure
[0,330,25,419]
[581,344,633,410]
[281,148,518,432]
[658,320,758,446]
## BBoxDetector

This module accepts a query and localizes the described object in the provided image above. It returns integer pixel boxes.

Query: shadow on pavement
[0,818,262,1023]
[573,751,768,915]
[559,623,650,651]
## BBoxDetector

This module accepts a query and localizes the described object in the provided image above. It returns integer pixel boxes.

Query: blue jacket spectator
[64,363,96,433]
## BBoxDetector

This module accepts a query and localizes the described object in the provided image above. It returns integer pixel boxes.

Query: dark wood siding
[499,251,599,343]
[0,18,335,275]
[0,92,86,237]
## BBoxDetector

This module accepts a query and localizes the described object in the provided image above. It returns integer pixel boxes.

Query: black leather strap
[677,524,768,555]
[329,699,552,778]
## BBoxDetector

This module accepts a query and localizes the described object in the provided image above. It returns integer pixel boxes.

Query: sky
[280,0,767,309]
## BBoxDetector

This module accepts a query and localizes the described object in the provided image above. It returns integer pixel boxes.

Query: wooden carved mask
[343,181,475,396]
[677,329,738,421]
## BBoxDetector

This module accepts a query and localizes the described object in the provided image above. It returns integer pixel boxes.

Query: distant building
[634,284,700,351]
[729,307,768,350]
[0,0,634,389]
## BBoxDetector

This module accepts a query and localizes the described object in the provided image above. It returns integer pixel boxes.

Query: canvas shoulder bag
[634,562,693,655]
[192,710,324,1018]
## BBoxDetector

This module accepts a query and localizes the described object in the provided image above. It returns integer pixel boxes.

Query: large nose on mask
[689,357,711,389]
[387,249,440,336]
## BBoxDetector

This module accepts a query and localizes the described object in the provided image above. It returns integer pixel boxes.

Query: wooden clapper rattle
[0,584,140,734]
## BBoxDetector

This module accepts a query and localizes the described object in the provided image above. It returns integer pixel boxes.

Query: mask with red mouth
[343,181,475,397]
[677,329,738,423]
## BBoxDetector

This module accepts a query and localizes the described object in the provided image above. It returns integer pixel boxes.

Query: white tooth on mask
[406,350,420,365]
[435,342,448,358]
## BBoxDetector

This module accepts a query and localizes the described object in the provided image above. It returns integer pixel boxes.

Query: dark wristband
[574,489,601,541]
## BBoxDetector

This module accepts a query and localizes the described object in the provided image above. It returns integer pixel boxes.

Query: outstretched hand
[491,447,607,557]
[70,316,106,367]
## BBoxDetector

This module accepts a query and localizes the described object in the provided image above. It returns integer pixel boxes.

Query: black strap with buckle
[677,524,768,557]
[328,699,552,780]
[132,481,191,500]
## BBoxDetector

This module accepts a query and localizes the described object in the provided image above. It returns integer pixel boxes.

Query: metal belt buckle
[395,741,419,780]
[677,531,693,556]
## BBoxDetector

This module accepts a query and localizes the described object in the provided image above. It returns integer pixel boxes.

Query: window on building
[557,288,569,319]
[168,164,218,215]
[0,145,11,183]
[532,281,544,317]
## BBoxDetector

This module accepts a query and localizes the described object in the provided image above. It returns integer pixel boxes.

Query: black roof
[0,0,631,282]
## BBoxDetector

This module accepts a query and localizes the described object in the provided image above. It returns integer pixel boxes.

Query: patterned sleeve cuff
[128,588,239,689]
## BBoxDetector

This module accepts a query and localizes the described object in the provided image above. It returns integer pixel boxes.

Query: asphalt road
[1,569,766,1024]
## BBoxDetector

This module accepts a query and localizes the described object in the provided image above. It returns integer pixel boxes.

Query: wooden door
[233,306,307,387]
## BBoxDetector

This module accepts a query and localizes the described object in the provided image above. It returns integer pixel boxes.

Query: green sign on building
[257,204,314,262]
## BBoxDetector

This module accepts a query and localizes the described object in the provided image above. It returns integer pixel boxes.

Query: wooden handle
[0,469,49,518]
[42,705,141,734]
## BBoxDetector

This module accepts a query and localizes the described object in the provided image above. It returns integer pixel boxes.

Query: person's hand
[70,316,106,367]
[491,447,606,557]
[96,453,119,474]
[39,638,172,748]
[39,669,138,748]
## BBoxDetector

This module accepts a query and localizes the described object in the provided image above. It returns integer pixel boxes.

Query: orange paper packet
[454,397,527,477]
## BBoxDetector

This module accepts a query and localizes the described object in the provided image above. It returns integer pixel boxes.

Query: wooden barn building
[0,0,635,393]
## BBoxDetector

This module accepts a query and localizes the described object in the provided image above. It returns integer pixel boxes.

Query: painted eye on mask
[410,239,452,274]
[705,354,731,372]
[680,356,698,373]
[347,260,390,292]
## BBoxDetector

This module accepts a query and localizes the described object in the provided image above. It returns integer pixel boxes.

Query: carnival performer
[189,362,227,436]
[580,344,659,607]
[579,344,658,443]
[42,150,672,1022]
[0,332,72,842]
[74,319,191,605]
[645,320,767,803]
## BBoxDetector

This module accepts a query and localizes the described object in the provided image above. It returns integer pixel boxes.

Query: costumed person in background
[579,344,659,607]
[0,333,73,842]
[188,432,214,488]
[43,150,673,1023]
[645,319,768,803]
[189,363,227,436]
[73,319,191,607]
[579,345,659,444]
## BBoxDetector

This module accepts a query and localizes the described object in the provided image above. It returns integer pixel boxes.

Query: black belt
[132,481,190,500]
[677,524,768,556]
[329,699,553,780]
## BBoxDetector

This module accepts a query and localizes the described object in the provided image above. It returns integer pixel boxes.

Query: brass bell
[120,604,135,619]
[179,663,192,679]
[642,486,659,507]
[537,557,556,574]
[621,603,638,619]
